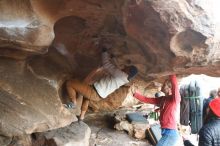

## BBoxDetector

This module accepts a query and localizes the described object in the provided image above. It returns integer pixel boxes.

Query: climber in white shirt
[66,47,138,121]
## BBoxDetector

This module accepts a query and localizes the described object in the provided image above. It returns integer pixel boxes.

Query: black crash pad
[126,112,148,124]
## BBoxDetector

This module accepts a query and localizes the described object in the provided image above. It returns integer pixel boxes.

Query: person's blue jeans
[156,129,179,146]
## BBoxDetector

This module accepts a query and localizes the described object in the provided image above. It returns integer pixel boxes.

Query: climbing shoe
[64,102,76,109]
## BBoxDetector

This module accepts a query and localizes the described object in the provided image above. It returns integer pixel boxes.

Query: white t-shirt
[93,52,129,98]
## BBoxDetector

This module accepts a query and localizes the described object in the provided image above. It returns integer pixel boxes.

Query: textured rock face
[0,0,220,139]
[0,0,54,53]
[42,122,91,146]
[0,49,77,138]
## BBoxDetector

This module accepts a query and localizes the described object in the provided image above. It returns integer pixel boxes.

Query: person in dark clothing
[217,88,220,98]
[183,139,195,146]
[199,98,220,146]
[203,89,217,122]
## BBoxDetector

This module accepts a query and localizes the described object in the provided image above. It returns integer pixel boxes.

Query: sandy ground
[83,108,198,146]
